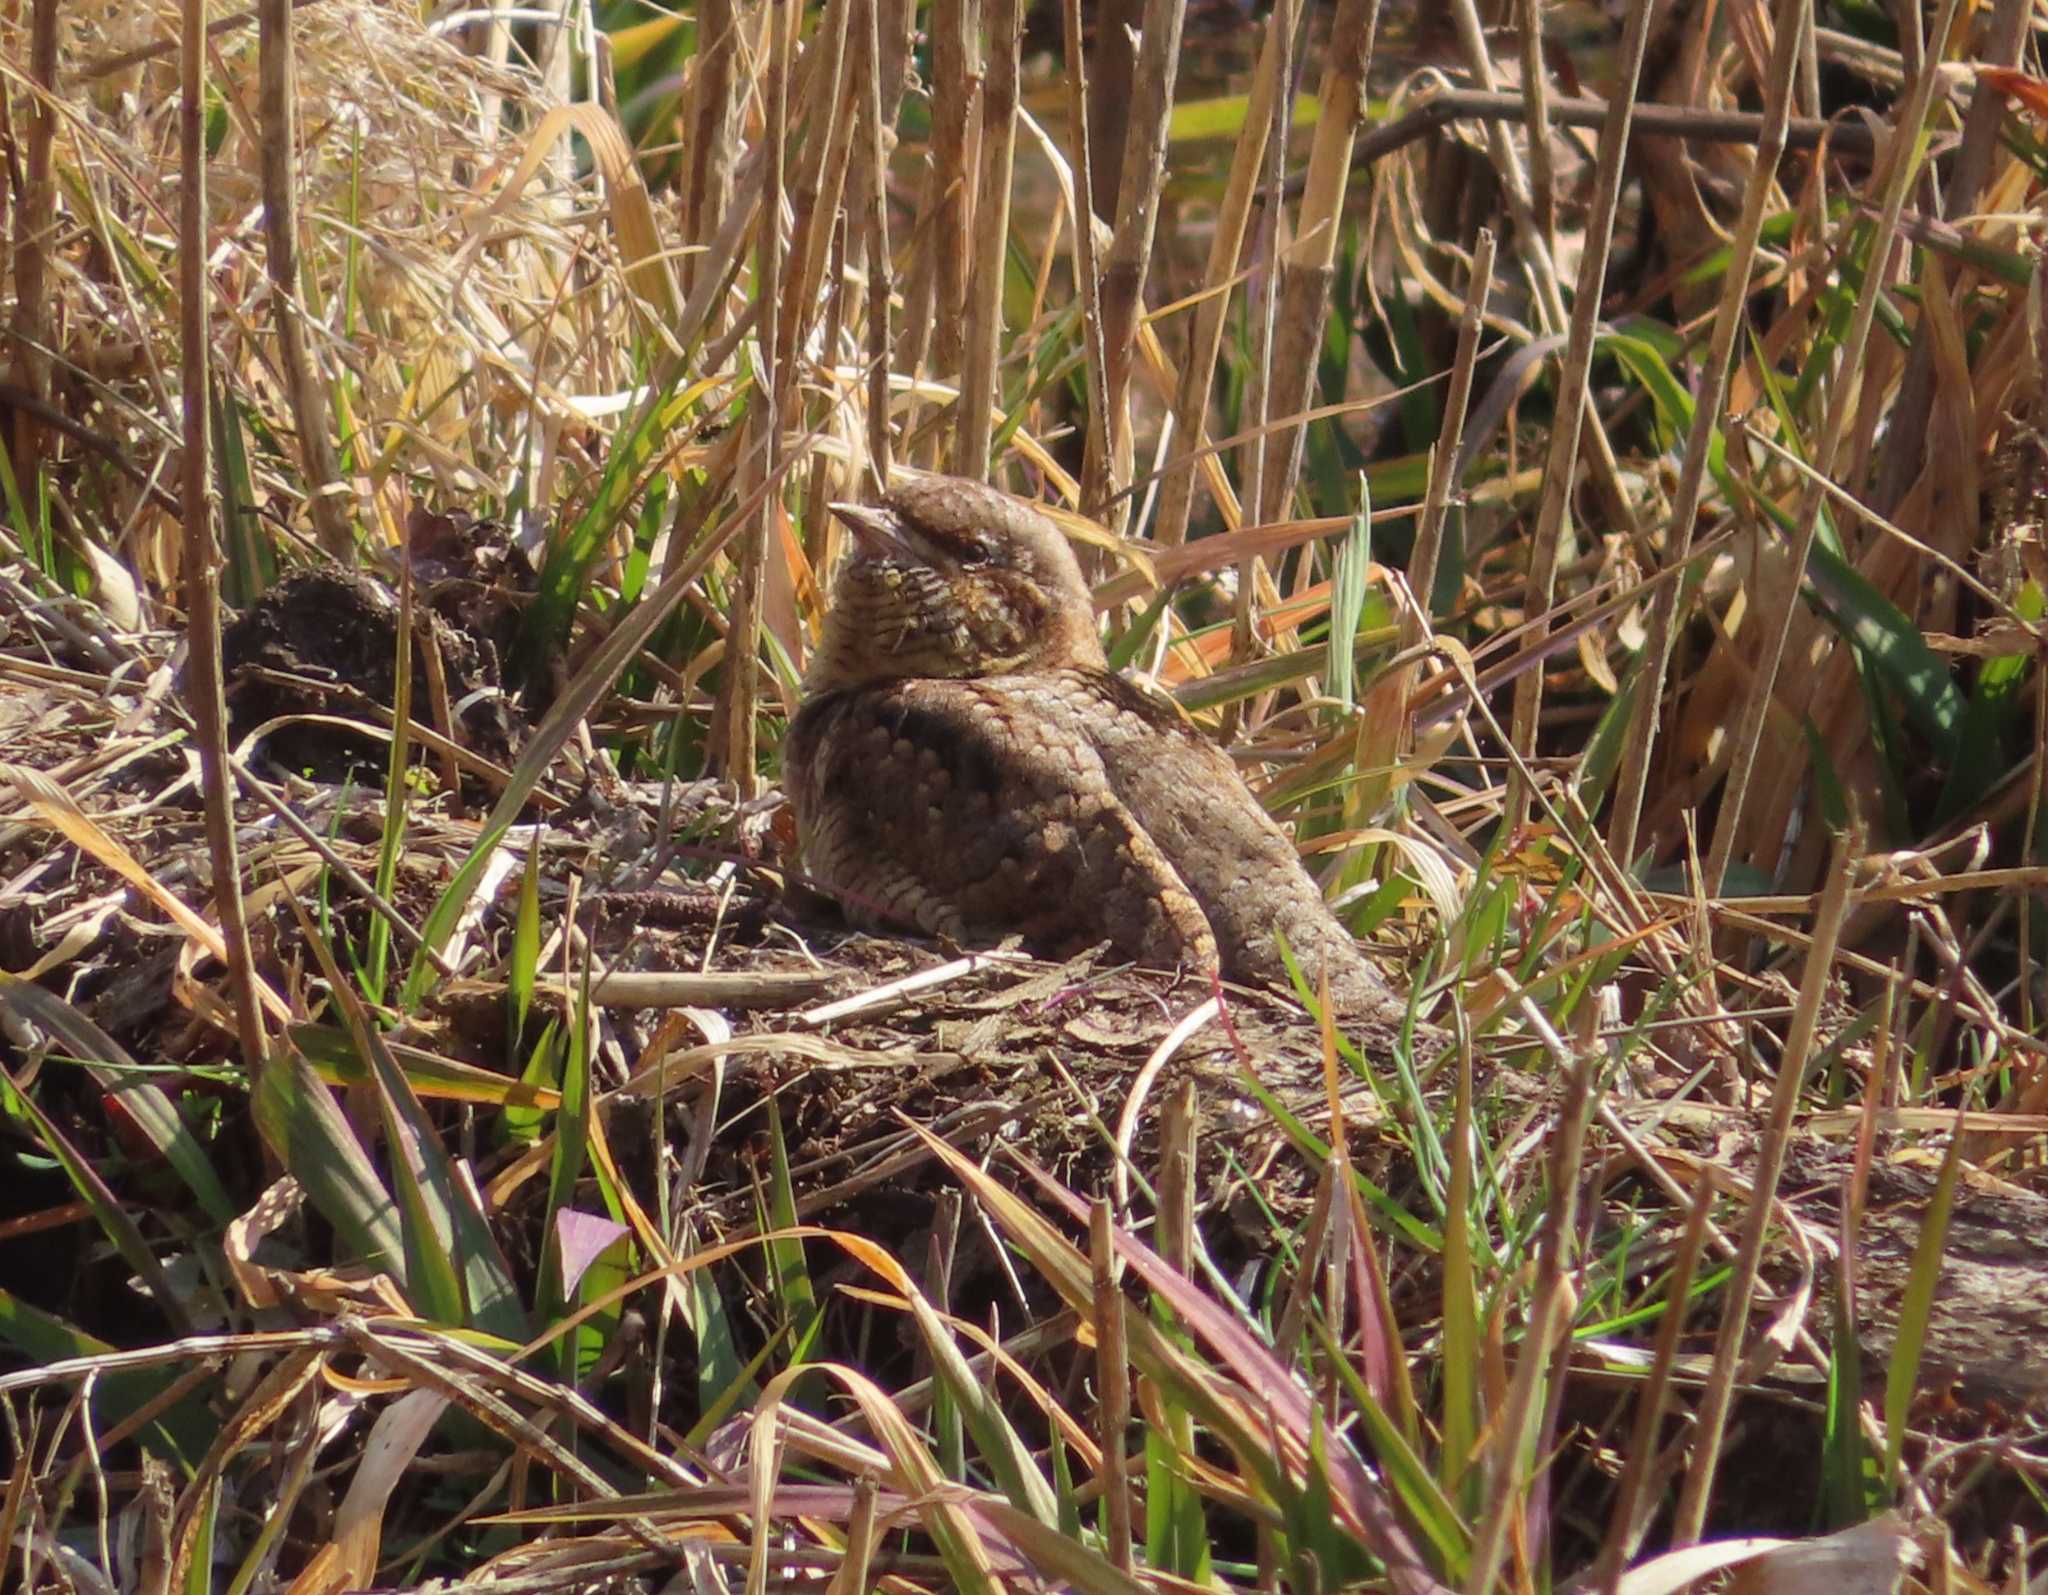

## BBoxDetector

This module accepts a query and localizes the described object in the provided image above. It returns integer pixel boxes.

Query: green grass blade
[1883,1111,1967,1486]
[0,973,235,1224]
[0,1061,198,1336]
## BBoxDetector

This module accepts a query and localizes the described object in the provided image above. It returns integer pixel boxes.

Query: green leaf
[539,958,596,1374]
[291,892,527,1339]
[1936,578,2043,822]
[1314,1314,1470,1578]
[1799,537,1963,761]
[0,974,235,1224]
[0,1063,198,1336]
[515,375,678,686]
[1103,585,1173,674]
[290,1022,558,1109]
[404,467,769,1008]
[509,842,543,1051]
[762,1094,822,1373]
[1600,327,1717,469]
[252,1048,406,1282]
[1884,1111,1967,1486]
[903,1287,1062,1528]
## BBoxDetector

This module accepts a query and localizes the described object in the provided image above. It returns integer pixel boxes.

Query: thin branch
[1342,85,1880,175]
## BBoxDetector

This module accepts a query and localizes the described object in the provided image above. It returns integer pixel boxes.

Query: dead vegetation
[1,0,2046,1590]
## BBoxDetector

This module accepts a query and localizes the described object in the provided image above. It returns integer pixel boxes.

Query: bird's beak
[829,501,916,563]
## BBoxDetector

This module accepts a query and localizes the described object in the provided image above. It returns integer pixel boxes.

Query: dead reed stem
[682,0,738,307]
[1254,0,1382,528]
[1152,0,1290,548]
[1516,0,1557,244]
[1060,0,1111,517]
[1872,0,2031,516]
[9,0,57,483]
[957,0,1022,479]
[1092,0,1185,525]
[916,0,975,469]
[1089,1198,1134,1574]
[257,0,349,558]
[179,0,267,1074]
[1506,0,1656,826]
[856,0,894,486]
[1607,0,1807,871]
[1671,828,1862,1543]
[1704,0,1961,893]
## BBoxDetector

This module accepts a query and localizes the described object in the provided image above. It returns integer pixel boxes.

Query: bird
[784,472,1418,1036]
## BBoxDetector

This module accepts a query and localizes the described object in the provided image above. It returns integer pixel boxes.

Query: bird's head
[804,474,1107,690]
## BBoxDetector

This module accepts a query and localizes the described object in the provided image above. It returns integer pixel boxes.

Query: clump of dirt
[220,512,536,781]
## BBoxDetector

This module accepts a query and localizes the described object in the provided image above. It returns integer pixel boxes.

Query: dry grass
[1,0,2046,1590]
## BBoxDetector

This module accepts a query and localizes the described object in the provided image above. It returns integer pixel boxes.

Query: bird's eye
[954,538,996,569]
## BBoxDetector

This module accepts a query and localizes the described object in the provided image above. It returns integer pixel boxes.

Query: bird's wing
[1054,670,1409,1023]
[786,678,1218,969]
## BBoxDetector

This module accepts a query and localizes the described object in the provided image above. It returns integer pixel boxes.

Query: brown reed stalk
[9,0,57,485]
[1704,0,1961,894]
[258,0,350,558]
[956,0,1021,479]
[1091,0,1185,523]
[1464,1009,1599,1595]
[1517,0,1558,244]
[1506,0,1657,826]
[1607,0,1807,873]
[1152,0,1294,549]
[681,0,738,306]
[1352,227,1495,813]
[898,0,975,465]
[1060,0,1111,516]
[778,0,856,399]
[856,0,896,486]
[1440,0,1641,539]
[715,0,799,797]
[1873,0,2030,515]
[1089,1199,1133,1574]
[1255,0,1382,527]
[180,0,268,1073]
[1672,828,1862,1543]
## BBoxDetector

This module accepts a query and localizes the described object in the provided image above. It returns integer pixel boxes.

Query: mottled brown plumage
[786,473,1413,1028]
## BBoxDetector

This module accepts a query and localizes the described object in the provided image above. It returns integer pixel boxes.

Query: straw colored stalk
[179,0,267,1072]
[1224,8,1298,712]
[782,0,861,543]
[1516,0,1558,245]
[1704,0,1962,894]
[1253,0,1382,527]
[955,0,1022,480]
[681,0,738,307]
[258,0,349,556]
[716,0,801,797]
[9,0,57,483]
[917,0,978,460]
[777,0,855,395]
[1351,227,1495,813]
[1607,0,1807,872]
[1873,0,2029,517]
[1058,0,1111,518]
[1504,0,1656,824]
[1440,0,1640,538]
[1152,0,1294,549]
[1671,829,1863,1542]
[854,0,904,485]
[896,0,976,466]
[1089,0,1185,523]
